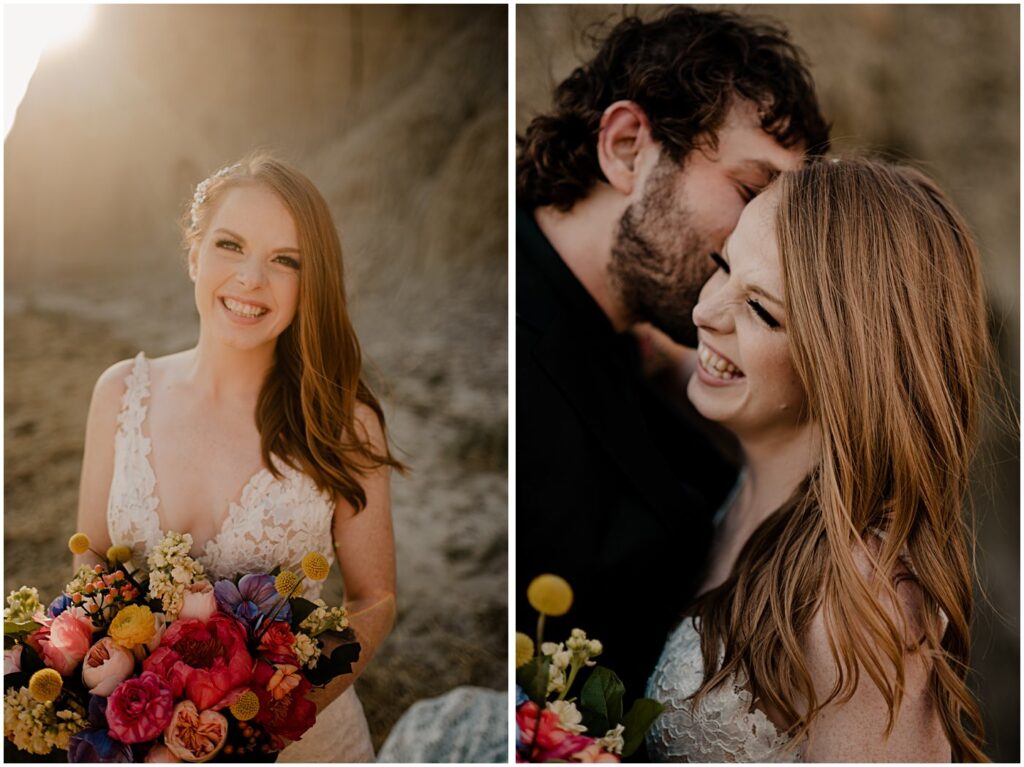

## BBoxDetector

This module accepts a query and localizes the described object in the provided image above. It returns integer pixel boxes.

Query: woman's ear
[597,101,654,196]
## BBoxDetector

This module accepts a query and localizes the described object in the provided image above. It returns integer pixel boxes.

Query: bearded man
[516,6,830,701]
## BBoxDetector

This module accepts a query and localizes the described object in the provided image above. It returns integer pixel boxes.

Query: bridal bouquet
[515,575,662,763]
[3,531,360,762]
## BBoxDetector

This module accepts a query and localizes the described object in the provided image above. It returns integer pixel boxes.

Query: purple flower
[213,574,290,629]
[47,593,73,618]
[69,728,135,762]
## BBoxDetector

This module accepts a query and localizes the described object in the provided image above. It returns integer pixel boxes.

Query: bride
[74,153,403,762]
[647,158,991,761]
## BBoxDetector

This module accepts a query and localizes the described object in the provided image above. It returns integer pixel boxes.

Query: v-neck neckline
[134,353,272,559]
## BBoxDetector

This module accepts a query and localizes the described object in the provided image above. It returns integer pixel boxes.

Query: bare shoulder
[801,535,950,761]
[353,401,387,447]
[90,357,140,412]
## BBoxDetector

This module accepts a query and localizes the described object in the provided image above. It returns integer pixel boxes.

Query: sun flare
[4,4,95,137]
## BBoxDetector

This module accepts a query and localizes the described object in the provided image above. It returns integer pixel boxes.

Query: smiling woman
[74,153,404,762]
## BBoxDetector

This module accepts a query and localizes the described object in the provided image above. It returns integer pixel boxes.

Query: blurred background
[519,4,1019,761]
[5,4,507,751]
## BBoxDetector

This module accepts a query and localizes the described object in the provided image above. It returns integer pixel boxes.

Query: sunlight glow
[4,4,95,138]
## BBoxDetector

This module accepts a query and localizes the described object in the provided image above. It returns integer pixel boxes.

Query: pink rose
[143,614,253,711]
[179,582,218,623]
[27,609,93,675]
[164,701,229,762]
[82,637,136,696]
[4,645,23,674]
[107,670,175,744]
[144,744,180,762]
[537,736,620,763]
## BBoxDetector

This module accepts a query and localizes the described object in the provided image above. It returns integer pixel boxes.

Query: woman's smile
[696,340,745,384]
[219,295,270,323]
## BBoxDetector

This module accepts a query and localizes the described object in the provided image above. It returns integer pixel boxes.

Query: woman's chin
[687,370,742,426]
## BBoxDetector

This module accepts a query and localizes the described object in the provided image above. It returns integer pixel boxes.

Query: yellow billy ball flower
[230,691,260,721]
[301,553,330,582]
[106,545,133,566]
[68,533,91,556]
[275,571,304,597]
[527,574,573,617]
[109,605,156,649]
[515,632,535,668]
[28,669,63,702]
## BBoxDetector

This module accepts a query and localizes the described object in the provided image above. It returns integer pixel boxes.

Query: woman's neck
[731,421,820,534]
[185,328,277,404]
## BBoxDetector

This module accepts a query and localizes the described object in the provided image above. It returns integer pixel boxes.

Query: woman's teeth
[698,343,744,380]
[223,297,268,318]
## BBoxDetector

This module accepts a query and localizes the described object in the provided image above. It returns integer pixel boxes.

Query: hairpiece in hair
[190,163,243,230]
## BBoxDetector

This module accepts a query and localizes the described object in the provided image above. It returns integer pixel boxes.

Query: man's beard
[608,159,712,347]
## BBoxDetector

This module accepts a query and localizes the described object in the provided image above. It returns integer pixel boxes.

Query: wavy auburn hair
[691,158,992,760]
[517,6,831,210]
[183,153,404,511]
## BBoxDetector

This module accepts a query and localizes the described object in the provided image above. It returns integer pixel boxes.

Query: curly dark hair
[517,7,831,210]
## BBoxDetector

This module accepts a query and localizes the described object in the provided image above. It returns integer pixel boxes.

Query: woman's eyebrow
[214,227,299,254]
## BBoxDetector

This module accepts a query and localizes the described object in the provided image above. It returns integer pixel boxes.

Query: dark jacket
[516,205,737,701]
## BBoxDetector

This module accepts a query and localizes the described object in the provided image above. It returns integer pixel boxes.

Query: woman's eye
[710,252,731,274]
[216,239,242,252]
[274,255,301,270]
[747,299,780,329]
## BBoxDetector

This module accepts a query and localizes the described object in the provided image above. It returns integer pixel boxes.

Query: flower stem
[256,575,305,642]
[535,613,546,654]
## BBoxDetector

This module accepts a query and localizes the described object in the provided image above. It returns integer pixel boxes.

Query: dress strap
[116,352,151,437]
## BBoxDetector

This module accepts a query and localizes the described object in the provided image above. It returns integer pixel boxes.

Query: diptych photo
[2,2,1020,765]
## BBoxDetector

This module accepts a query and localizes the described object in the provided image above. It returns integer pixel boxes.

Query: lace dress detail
[106,352,373,762]
[646,617,802,763]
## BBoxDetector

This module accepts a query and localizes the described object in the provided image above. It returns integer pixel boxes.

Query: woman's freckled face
[686,187,808,437]
[189,184,301,352]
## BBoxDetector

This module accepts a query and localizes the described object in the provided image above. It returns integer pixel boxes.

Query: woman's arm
[802,543,950,762]
[73,359,133,569]
[307,403,396,712]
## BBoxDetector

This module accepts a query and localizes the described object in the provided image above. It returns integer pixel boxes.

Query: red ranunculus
[251,659,317,742]
[106,671,175,743]
[143,613,252,711]
[517,703,571,751]
[256,622,297,664]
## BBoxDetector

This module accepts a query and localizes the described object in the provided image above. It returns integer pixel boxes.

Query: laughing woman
[647,158,995,761]
[74,154,403,762]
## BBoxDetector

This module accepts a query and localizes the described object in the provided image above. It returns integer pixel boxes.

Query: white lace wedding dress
[645,616,802,762]
[106,353,375,762]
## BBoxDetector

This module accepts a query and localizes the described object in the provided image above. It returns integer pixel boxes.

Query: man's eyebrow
[213,227,300,254]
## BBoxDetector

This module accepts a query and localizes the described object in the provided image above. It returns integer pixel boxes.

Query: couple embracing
[518,7,991,762]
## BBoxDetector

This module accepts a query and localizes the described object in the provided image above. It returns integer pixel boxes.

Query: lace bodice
[646,617,802,763]
[106,352,337,600]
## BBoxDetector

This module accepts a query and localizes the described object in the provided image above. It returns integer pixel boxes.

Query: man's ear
[597,101,654,196]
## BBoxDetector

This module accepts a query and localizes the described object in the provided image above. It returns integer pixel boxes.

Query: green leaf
[515,656,551,706]
[4,620,41,636]
[579,666,624,735]
[619,698,664,757]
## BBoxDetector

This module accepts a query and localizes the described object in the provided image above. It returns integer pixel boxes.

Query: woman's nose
[236,256,266,288]
[692,284,731,333]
